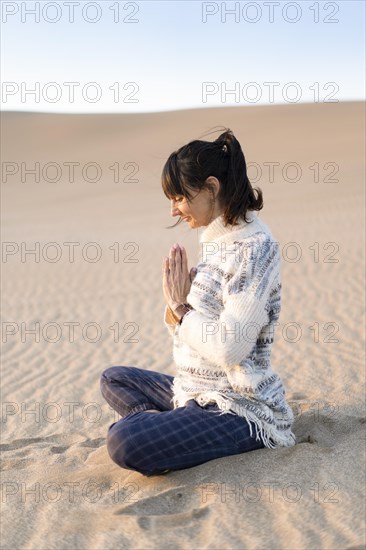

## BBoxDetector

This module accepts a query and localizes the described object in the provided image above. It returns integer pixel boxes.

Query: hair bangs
[161,153,183,199]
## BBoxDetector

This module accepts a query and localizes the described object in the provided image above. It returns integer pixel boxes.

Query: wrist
[174,304,186,319]
[173,303,193,324]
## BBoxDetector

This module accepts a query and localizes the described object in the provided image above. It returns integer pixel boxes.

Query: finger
[172,245,181,270]
[169,247,177,269]
[176,246,188,277]
[169,245,176,260]
[162,257,170,279]
[179,246,188,274]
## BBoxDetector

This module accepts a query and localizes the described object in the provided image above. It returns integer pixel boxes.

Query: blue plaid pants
[100,365,266,477]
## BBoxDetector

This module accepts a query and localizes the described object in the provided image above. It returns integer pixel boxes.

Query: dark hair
[161,126,263,229]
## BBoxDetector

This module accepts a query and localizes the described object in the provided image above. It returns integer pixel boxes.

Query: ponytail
[213,128,263,225]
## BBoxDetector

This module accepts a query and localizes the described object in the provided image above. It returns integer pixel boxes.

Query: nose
[170,199,181,217]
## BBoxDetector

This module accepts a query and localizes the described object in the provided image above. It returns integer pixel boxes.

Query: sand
[1,101,365,550]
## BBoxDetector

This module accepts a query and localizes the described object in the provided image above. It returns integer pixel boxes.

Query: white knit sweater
[163,210,296,449]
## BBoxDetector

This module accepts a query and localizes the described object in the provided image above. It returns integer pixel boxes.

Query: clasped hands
[162,243,197,319]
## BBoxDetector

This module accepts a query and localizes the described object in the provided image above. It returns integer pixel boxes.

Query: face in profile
[170,181,221,229]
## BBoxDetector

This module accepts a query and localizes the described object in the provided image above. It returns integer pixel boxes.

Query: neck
[199,210,258,245]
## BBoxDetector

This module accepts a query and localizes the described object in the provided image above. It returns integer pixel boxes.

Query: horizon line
[1,99,364,116]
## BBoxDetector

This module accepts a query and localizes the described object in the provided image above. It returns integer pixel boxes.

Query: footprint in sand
[50,446,69,454]
[0,436,50,452]
[136,506,210,529]
[1,435,106,470]
[77,437,105,449]
[114,486,210,527]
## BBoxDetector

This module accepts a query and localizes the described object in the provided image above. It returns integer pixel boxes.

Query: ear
[205,176,221,198]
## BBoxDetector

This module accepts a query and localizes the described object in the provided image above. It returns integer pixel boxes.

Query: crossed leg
[100,365,265,477]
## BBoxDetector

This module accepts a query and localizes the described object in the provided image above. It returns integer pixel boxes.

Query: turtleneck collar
[199,210,259,245]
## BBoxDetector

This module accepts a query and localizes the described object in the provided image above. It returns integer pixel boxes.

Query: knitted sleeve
[175,235,280,373]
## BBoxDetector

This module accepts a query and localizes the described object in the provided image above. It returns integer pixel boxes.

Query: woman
[100,128,296,477]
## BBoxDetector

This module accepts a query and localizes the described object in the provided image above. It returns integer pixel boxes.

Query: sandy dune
[1,102,365,549]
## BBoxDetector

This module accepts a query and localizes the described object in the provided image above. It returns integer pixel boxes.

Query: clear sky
[1,0,365,113]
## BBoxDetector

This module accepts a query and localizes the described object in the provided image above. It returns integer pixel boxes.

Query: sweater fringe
[172,388,296,450]
[214,401,296,449]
